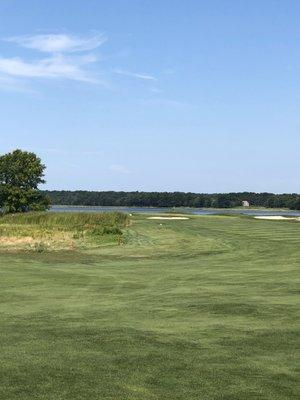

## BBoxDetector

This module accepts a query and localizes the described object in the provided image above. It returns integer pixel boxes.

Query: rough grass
[0,214,299,399]
[0,212,128,251]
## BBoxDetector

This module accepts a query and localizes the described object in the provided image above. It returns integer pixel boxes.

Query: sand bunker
[147,216,189,220]
[254,216,300,221]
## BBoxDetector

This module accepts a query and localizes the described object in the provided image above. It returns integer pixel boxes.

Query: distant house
[242,200,250,207]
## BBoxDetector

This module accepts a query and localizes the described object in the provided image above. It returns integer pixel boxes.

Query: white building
[242,200,250,207]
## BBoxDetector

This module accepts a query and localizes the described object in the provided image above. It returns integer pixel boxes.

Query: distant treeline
[42,191,300,210]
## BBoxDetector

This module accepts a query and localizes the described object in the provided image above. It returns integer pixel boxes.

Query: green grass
[0,213,299,399]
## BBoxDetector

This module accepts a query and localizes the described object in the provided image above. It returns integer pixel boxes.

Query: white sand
[254,216,299,221]
[147,216,189,220]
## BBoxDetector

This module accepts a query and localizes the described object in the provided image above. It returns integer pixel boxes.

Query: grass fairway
[0,214,299,399]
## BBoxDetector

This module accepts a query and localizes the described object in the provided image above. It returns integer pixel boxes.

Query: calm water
[50,205,300,217]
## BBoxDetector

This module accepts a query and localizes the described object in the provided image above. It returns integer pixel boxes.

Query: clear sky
[0,0,299,193]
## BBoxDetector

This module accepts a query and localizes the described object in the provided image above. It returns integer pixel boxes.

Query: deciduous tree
[0,149,50,213]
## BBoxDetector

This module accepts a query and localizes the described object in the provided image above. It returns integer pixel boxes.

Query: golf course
[0,212,299,399]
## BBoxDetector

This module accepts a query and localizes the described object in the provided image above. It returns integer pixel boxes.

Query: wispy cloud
[0,54,98,83]
[109,164,131,174]
[0,33,106,87]
[0,32,158,93]
[114,68,157,81]
[5,33,107,53]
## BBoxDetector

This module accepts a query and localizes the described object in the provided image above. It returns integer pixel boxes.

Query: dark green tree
[0,149,50,213]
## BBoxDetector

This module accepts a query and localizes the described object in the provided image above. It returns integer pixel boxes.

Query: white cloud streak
[114,68,157,81]
[5,33,107,53]
[0,32,158,92]
[0,54,98,83]
[0,33,106,85]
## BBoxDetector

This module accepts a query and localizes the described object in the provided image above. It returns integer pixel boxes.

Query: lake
[50,205,300,217]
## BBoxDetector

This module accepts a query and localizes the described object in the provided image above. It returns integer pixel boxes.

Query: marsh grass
[0,211,129,251]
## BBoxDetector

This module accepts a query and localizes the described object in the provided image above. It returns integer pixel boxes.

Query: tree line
[43,190,300,210]
[1,150,299,213]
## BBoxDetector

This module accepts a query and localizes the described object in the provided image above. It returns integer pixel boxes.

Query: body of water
[50,205,300,217]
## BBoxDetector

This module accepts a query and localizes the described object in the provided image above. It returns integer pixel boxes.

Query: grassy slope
[0,214,299,399]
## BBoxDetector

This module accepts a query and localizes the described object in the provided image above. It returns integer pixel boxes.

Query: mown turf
[0,214,299,399]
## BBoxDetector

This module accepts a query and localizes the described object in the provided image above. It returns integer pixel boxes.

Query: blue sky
[0,0,299,193]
